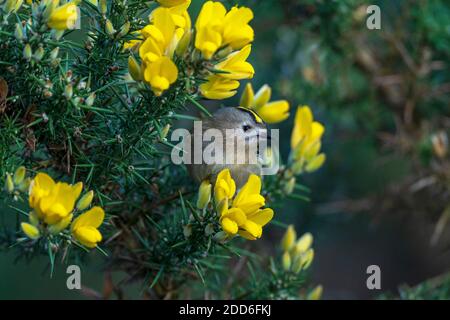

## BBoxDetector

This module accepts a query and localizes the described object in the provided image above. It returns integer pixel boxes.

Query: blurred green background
[1,0,449,299]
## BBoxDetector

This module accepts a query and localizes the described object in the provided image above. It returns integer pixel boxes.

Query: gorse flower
[195,1,254,59]
[29,172,82,225]
[47,2,79,31]
[126,4,190,96]
[200,45,254,100]
[290,106,326,174]
[214,44,254,80]
[214,169,273,240]
[71,206,105,248]
[240,83,290,124]
[199,75,239,100]
[16,171,105,249]
[280,225,315,274]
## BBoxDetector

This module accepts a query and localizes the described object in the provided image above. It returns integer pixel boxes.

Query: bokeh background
[1,0,449,299]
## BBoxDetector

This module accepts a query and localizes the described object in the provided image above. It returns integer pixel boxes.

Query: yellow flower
[152,1,191,32]
[143,56,178,96]
[47,2,79,31]
[21,222,40,240]
[156,0,189,7]
[290,106,326,174]
[194,1,254,59]
[197,180,212,210]
[240,83,290,124]
[215,171,273,240]
[222,6,254,50]
[29,173,82,225]
[281,225,296,252]
[71,206,105,248]
[214,44,254,80]
[5,173,14,193]
[200,75,239,100]
[195,1,226,59]
[214,169,236,204]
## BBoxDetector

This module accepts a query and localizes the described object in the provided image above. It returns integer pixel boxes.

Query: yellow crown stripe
[237,107,264,124]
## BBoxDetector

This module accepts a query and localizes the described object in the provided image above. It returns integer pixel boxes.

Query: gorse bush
[0,0,326,299]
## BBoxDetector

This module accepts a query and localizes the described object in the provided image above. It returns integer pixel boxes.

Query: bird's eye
[242,124,252,132]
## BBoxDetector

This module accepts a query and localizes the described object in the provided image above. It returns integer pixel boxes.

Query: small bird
[187,107,270,188]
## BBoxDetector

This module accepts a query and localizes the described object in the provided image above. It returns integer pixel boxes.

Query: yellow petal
[239,82,254,107]
[247,208,273,227]
[253,84,271,109]
[242,219,262,238]
[232,174,262,208]
[305,153,326,172]
[71,206,105,231]
[215,45,254,80]
[257,100,290,124]
[223,207,246,226]
[221,217,238,235]
[73,226,102,248]
[76,190,94,211]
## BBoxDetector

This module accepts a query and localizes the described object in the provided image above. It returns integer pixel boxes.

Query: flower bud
[431,131,448,159]
[14,23,24,40]
[23,44,32,60]
[50,46,59,60]
[294,232,313,256]
[175,29,191,56]
[117,21,130,38]
[281,225,296,252]
[13,166,25,185]
[204,223,215,236]
[64,84,73,100]
[282,251,291,271]
[105,19,116,37]
[213,231,229,243]
[183,224,192,238]
[98,0,107,15]
[33,46,44,61]
[284,177,296,195]
[76,190,94,211]
[128,56,142,81]
[307,285,323,300]
[196,180,211,210]
[160,124,170,141]
[5,173,14,193]
[21,222,40,239]
[85,93,95,107]
[18,177,31,193]
[302,248,314,270]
